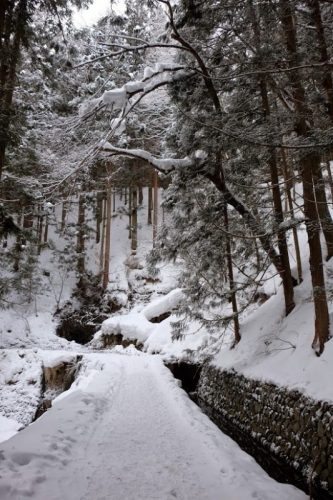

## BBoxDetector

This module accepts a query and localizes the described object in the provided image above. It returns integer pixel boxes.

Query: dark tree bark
[96,194,103,244]
[223,201,240,345]
[281,149,303,283]
[249,0,295,315]
[37,203,43,255]
[312,161,333,259]
[76,194,85,284]
[128,186,132,239]
[138,186,143,205]
[99,195,106,274]
[309,0,333,121]
[148,185,153,225]
[61,200,68,233]
[43,215,48,244]
[280,0,329,353]
[153,170,158,246]
[208,167,288,282]
[0,0,28,180]
[131,187,138,252]
[326,160,333,202]
[112,187,116,212]
[102,182,112,289]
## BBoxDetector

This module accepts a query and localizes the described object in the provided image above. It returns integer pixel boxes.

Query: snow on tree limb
[78,63,190,123]
[100,142,193,173]
[73,43,189,69]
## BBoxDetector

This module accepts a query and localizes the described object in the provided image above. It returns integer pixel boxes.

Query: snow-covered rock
[96,312,154,344]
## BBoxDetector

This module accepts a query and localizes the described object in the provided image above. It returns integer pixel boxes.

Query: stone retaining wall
[197,365,333,499]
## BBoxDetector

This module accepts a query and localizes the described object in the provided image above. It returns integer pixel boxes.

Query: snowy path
[0,354,306,500]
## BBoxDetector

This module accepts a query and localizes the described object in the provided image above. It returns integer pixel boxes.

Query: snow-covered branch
[78,63,192,126]
[74,42,190,69]
[100,142,193,173]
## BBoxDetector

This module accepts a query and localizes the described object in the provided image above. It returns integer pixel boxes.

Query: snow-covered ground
[0,353,306,500]
[0,182,332,500]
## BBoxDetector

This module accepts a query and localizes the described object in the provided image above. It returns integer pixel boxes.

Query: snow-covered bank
[0,353,306,500]
[213,269,333,403]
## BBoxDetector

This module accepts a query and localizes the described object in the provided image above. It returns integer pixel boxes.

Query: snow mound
[91,288,213,360]
[142,288,184,320]
[97,312,154,344]
[93,289,184,346]
[144,316,211,360]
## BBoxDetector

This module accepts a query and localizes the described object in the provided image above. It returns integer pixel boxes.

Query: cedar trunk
[153,170,158,246]
[223,201,240,345]
[131,187,138,252]
[76,194,85,282]
[102,183,112,289]
[250,0,295,315]
[281,0,330,352]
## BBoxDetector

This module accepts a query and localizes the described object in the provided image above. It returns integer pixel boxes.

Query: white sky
[73,0,126,28]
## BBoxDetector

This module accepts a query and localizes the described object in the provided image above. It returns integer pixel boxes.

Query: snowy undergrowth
[0,350,82,444]
[0,350,42,441]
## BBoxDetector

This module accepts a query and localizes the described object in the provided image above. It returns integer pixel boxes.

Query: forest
[2,0,333,353]
[1,1,333,499]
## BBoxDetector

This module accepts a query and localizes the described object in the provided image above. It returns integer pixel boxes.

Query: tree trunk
[309,0,333,121]
[61,200,68,233]
[43,216,48,244]
[96,193,103,244]
[37,210,43,255]
[102,182,112,289]
[128,187,132,239]
[312,161,333,260]
[76,194,85,284]
[281,149,303,283]
[250,0,295,315]
[223,201,240,345]
[148,186,152,225]
[280,0,329,353]
[0,0,28,180]
[209,169,287,281]
[303,154,329,354]
[99,196,106,274]
[138,186,143,205]
[112,188,116,212]
[131,187,138,253]
[153,170,158,246]
[325,160,333,202]
[13,208,23,272]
